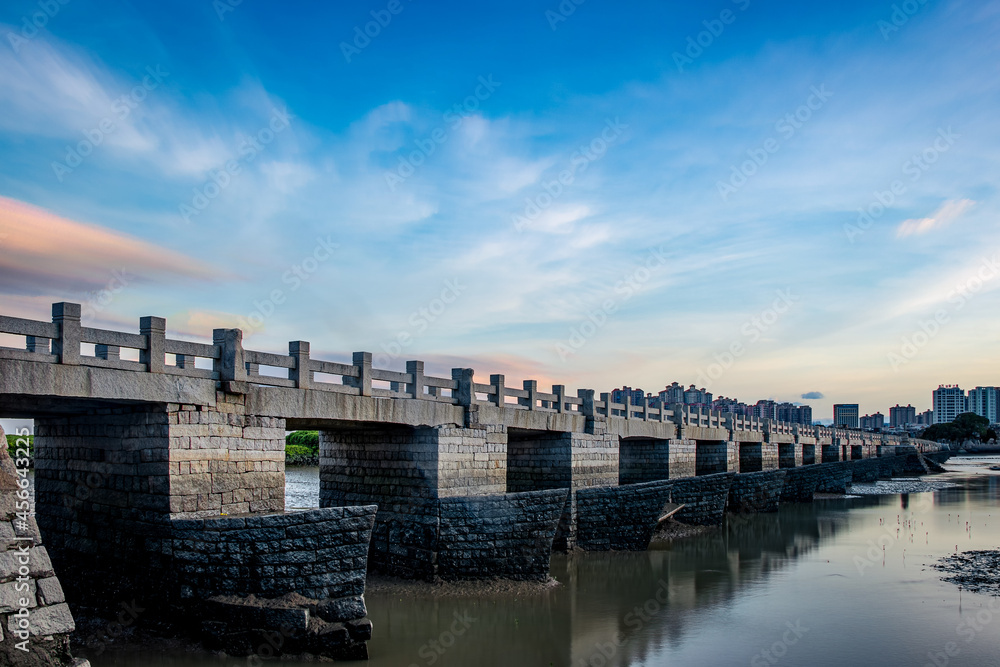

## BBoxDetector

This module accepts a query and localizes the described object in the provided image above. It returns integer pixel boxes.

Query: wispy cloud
[896,199,975,238]
[0,196,226,296]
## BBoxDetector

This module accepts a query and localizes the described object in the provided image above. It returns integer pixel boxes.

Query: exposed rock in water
[650,519,717,543]
[847,479,959,495]
[933,550,1000,595]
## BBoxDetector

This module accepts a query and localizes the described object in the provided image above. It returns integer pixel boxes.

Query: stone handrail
[0,302,926,442]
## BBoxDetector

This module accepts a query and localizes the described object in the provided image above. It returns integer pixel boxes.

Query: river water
[85,456,1000,667]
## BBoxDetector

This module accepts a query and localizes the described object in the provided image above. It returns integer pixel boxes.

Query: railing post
[213,328,247,382]
[96,344,120,360]
[623,394,632,420]
[406,360,425,399]
[600,392,611,417]
[579,388,595,419]
[491,374,506,408]
[140,316,166,373]
[522,380,538,410]
[353,352,373,396]
[51,302,81,365]
[552,385,565,413]
[289,341,311,389]
[451,368,474,407]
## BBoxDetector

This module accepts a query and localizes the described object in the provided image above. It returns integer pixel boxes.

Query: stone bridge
[0,303,951,661]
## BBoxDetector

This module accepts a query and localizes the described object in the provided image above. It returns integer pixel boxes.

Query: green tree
[921,412,990,442]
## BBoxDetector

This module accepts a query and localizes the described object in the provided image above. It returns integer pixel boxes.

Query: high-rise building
[797,405,813,425]
[683,384,713,408]
[776,402,812,425]
[833,404,859,429]
[916,409,934,425]
[968,387,999,423]
[713,397,750,416]
[933,385,967,424]
[658,382,685,406]
[889,404,917,428]
[611,386,645,405]
[752,400,778,421]
[860,413,885,430]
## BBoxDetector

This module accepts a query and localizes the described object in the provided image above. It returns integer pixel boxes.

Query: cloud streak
[896,199,975,238]
[0,196,225,296]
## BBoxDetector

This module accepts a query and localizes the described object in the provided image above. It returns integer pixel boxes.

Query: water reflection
[88,457,1000,667]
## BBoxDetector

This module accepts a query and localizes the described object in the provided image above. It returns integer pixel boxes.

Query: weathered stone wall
[506,432,570,492]
[436,426,507,497]
[778,443,800,469]
[727,470,786,513]
[739,442,763,472]
[821,444,841,463]
[169,506,375,599]
[802,444,816,465]
[437,490,566,580]
[668,439,697,478]
[0,424,82,667]
[815,461,854,493]
[575,480,673,551]
[618,438,670,484]
[761,442,779,470]
[851,458,882,482]
[695,441,736,475]
[780,465,824,502]
[171,506,376,661]
[670,472,735,525]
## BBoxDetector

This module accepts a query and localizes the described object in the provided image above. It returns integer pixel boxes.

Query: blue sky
[0,0,998,423]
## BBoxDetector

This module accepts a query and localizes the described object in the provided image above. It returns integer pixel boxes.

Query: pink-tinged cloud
[896,199,975,238]
[0,195,224,296]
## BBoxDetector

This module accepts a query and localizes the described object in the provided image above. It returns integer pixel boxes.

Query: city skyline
[0,0,998,426]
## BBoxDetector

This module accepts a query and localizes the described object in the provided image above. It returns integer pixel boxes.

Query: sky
[0,0,998,426]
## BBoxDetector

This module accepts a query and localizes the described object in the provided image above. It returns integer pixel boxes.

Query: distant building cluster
[609,383,812,425]
[932,384,999,424]
[606,382,998,434]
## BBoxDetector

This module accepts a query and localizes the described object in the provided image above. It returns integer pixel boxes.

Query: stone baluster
[51,302,81,365]
[140,316,166,373]
[289,341,311,389]
[406,360,425,399]
[213,328,247,382]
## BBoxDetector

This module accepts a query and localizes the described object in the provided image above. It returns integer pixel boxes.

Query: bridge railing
[0,303,921,444]
[0,303,222,379]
